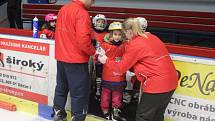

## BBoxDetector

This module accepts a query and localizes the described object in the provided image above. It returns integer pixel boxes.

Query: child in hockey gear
[98,22,127,121]
[92,14,108,101]
[92,14,107,42]
[92,14,108,46]
[40,14,57,39]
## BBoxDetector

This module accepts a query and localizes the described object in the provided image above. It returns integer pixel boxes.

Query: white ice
[0,108,50,121]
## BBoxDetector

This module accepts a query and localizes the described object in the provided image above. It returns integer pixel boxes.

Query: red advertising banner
[0,38,49,56]
[0,85,47,104]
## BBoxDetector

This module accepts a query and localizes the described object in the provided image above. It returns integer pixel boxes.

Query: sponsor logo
[6,56,44,71]
[177,70,215,96]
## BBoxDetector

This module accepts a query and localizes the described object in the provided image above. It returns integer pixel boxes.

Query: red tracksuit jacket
[101,41,127,82]
[105,32,178,93]
[55,0,95,63]
[92,30,107,44]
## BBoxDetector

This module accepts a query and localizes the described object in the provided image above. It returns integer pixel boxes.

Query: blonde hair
[122,18,147,38]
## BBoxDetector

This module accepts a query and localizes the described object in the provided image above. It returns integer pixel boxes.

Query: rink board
[0,34,215,121]
[166,54,215,121]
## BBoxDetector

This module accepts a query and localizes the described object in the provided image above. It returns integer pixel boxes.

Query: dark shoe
[111,108,127,121]
[53,109,67,121]
[103,112,111,120]
[94,94,101,101]
[123,92,132,104]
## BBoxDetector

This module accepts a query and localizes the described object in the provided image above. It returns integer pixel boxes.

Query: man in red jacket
[53,0,95,121]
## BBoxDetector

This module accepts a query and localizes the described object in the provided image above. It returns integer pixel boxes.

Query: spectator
[7,0,23,29]
[52,0,95,121]
[97,18,178,121]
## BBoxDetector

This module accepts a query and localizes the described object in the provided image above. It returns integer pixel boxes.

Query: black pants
[135,90,175,121]
[53,61,90,121]
[95,63,103,78]
[7,0,23,29]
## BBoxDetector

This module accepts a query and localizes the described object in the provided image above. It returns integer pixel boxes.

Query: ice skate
[111,108,127,121]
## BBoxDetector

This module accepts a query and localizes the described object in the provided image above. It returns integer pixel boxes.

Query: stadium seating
[22,4,215,31]
[22,4,215,47]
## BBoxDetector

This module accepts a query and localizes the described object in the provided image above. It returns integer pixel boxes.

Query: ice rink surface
[0,108,50,121]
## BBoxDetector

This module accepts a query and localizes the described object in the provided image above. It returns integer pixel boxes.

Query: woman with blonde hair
[97,18,178,121]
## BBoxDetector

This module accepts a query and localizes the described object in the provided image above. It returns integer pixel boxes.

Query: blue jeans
[53,61,90,121]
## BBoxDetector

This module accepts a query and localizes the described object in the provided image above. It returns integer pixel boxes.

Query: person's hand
[96,47,105,55]
[98,54,107,64]
[127,71,135,77]
[40,34,47,39]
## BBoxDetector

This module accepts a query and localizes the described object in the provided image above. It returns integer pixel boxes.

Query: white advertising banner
[0,35,55,104]
[165,54,215,121]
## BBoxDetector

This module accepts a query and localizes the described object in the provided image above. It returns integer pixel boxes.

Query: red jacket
[92,30,107,44]
[101,41,127,82]
[106,33,178,93]
[40,29,55,39]
[55,0,95,63]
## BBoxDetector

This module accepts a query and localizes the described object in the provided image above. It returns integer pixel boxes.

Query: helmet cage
[137,17,148,30]
[93,14,107,30]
